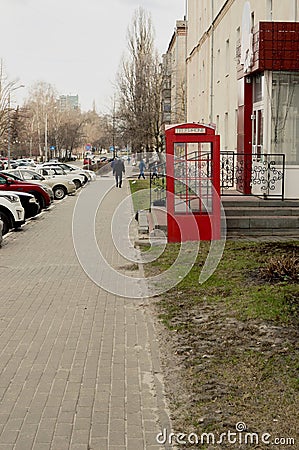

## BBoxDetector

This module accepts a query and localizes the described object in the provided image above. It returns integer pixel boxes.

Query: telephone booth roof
[165,123,216,134]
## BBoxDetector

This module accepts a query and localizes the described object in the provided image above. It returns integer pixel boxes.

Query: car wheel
[73,179,81,189]
[53,185,67,200]
[0,210,12,235]
[32,193,45,210]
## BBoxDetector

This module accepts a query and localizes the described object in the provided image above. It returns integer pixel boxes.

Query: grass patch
[146,240,299,324]
[129,179,151,212]
[146,240,299,445]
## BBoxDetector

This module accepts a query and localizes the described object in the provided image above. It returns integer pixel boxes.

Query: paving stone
[0,176,172,449]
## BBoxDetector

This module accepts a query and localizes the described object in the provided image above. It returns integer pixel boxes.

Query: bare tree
[24,81,57,160]
[82,110,113,152]
[0,61,23,152]
[58,108,87,160]
[117,7,163,153]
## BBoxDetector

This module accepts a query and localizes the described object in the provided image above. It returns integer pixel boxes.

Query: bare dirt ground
[147,243,299,449]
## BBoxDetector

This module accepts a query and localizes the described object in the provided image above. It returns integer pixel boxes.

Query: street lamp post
[7,84,25,169]
[7,92,11,169]
[44,112,48,162]
[112,94,117,159]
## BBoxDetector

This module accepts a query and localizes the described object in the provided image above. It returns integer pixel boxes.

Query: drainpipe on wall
[209,0,214,124]
[269,0,273,21]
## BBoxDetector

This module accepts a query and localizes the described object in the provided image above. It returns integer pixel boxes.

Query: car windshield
[21,170,44,180]
[0,172,22,181]
[53,167,64,175]
[59,164,71,171]
[43,166,64,175]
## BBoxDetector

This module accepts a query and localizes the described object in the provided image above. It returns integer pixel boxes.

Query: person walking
[113,157,125,188]
[138,159,146,179]
[151,161,158,180]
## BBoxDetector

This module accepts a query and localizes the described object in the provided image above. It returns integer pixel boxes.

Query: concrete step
[227,229,299,237]
[222,198,299,208]
[137,210,149,233]
[227,215,299,230]
[139,200,299,239]
[224,207,299,217]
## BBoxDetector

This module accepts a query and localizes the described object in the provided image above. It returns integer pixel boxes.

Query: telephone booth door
[165,123,220,242]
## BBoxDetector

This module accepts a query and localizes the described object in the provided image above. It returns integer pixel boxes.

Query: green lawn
[129,179,151,212]
[144,240,299,445]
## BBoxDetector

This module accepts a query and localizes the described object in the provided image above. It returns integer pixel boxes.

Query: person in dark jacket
[113,157,125,188]
[138,159,146,179]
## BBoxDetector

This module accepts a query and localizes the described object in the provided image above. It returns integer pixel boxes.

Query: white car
[4,168,77,200]
[36,166,85,189]
[10,158,37,169]
[0,192,25,235]
[40,162,96,182]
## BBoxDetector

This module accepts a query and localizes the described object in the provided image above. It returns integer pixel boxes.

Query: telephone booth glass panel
[173,142,213,215]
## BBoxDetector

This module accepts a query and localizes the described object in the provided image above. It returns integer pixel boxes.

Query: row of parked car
[0,160,96,237]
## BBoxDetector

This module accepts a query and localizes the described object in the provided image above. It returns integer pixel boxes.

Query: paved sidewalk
[0,171,172,450]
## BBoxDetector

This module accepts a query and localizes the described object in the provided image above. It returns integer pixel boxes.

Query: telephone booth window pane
[174,142,213,214]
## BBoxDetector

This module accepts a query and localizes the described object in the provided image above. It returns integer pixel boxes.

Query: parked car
[10,159,37,169]
[10,191,40,219]
[0,173,52,210]
[0,192,25,235]
[64,162,96,181]
[5,168,76,200]
[40,162,96,182]
[37,166,85,189]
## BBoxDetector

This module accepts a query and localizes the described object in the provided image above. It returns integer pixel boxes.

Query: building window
[163,101,171,112]
[253,74,264,103]
[271,72,299,164]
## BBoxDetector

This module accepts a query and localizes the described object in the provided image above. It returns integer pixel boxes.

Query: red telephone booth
[165,123,221,242]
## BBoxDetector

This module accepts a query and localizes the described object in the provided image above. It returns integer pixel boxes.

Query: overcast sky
[0,0,185,112]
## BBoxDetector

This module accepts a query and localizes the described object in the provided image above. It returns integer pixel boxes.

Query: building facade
[185,0,299,198]
[58,95,79,111]
[162,20,187,125]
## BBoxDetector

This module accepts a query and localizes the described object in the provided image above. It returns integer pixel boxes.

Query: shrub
[260,253,299,282]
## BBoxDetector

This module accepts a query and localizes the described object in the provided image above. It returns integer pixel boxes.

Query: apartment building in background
[162,20,187,125]
[58,95,79,111]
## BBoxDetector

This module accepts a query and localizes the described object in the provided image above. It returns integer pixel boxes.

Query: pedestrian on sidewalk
[151,161,158,180]
[138,159,146,179]
[113,157,125,188]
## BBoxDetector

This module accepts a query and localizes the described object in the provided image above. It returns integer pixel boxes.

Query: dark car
[11,191,40,219]
[0,173,52,209]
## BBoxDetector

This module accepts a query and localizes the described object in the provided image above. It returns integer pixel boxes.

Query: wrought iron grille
[149,162,166,210]
[220,152,285,199]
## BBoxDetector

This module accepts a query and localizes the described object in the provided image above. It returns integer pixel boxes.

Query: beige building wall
[186,0,299,151]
